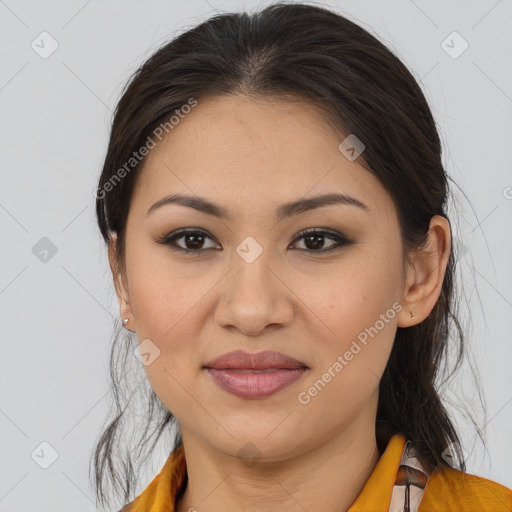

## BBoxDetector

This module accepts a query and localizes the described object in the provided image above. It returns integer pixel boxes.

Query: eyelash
[156,228,353,256]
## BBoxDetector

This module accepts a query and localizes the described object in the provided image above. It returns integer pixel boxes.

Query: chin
[202,419,308,462]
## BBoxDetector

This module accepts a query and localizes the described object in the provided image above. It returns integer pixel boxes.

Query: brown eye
[290,228,353,253]
[156,229,220,255]
[156,227,352,256]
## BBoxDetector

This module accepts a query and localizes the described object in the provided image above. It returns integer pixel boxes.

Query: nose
[214,252,295,337]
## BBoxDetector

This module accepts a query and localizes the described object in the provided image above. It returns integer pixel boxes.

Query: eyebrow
[146,192,368,221]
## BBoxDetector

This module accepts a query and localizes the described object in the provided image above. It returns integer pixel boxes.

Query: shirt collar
[348,433,407,511]
[123,433,408,511]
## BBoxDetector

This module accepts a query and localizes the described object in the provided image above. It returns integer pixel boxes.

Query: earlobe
[397,215,451,327]
[108,233,133,322]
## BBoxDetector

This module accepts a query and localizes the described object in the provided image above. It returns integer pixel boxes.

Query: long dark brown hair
[92,3,483,509]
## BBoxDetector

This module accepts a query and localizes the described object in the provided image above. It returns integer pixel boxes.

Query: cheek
[298,246,403,395]
[129,270,208,423]
[125,227,404,429]
[126,238,209,340]
[124,246,210,405]
[303,248,403,344]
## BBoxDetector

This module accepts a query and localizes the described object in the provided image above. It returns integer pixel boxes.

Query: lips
[203,350,309,399]
[204,350,307,370]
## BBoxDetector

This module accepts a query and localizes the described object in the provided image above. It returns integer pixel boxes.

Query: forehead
[131,94,394,222]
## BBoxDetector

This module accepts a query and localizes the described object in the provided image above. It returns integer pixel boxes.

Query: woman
[92,3,512,511]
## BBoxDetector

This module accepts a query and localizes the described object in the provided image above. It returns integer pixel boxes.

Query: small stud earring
[410,311,415,320]
[123,318,129,325]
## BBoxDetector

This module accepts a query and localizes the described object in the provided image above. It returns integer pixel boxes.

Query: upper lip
[203,350,308,370]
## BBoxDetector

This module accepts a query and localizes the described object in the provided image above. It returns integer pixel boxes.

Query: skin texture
[109,94,451,512]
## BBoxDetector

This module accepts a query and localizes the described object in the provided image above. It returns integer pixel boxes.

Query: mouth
[203,350,309,399]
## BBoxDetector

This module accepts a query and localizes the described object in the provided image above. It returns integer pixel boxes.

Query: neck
[176,409,381,512]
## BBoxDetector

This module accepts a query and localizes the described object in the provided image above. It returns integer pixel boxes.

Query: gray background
[1,0,511,510]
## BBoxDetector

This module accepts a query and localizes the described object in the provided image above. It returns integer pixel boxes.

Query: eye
[289,228,353,253]
[155,228,220,255]
[156,227,352,256]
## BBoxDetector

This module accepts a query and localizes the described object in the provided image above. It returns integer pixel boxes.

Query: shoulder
[419,465,512,512]
[116,444,186,512]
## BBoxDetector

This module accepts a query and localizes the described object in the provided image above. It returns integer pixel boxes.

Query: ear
[397,215,451,327]
[108,233,133,328]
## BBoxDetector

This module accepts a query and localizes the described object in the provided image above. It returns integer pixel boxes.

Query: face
[113,94,408,461]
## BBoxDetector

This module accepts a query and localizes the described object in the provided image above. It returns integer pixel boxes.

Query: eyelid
[156,227,353,254]
[290,227,350,244]
[156,228,220,249]
[289,228,353,253]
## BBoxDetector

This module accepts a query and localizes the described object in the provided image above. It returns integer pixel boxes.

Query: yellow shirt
[121,434,512,512]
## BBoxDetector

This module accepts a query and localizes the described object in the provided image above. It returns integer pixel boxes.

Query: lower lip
[206,368,307,399]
